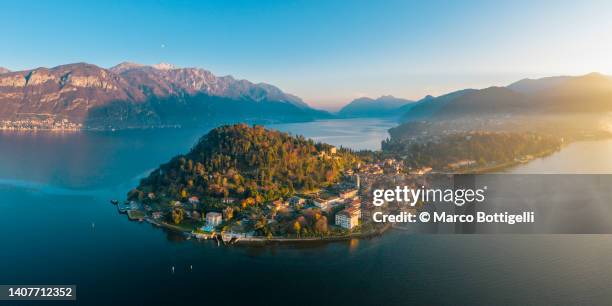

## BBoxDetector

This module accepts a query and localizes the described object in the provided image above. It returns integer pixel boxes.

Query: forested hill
[134,124,360,204]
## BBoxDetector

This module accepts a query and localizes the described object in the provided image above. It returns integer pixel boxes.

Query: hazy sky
[2,0,612,110]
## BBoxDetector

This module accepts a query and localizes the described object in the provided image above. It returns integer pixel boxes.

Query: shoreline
[470,147,563,174]
[469,134,612,174]
[144,216,392,246]
[233,223,392,245]
[0,117,396,133]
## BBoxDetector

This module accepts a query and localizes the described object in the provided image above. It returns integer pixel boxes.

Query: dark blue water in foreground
[1,119,612,305]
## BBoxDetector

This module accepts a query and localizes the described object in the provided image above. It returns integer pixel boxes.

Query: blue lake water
[1,119,612,305]
[270,118,396,151]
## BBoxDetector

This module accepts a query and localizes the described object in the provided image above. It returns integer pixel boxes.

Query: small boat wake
[0,169,154,198]
[0,178,105,196]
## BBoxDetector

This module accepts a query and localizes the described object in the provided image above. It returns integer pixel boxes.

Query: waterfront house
[335,206,361,229]
[188,196,200,205]
[206,212,223,227]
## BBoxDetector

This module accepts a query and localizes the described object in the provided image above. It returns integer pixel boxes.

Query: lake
[509,139,612,174]
[270,118,396,151]
[1,119,612,305]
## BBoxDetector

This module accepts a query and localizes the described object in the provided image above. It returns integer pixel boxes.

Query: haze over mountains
[337,95,414,118]
[0,62,327,129]
[401,72,612,122]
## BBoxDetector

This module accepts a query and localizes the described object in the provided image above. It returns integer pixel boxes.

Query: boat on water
[110,199,119,205]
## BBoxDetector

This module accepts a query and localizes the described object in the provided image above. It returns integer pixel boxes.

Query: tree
[315,216,328,234]
[293,221,301,237]
[223,206,234,221]
[172,207,184,224]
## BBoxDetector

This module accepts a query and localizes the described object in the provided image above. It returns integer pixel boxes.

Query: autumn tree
[172,207,184,224]
[293,221,301,237]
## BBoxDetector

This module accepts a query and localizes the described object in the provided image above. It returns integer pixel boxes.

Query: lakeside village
[0,118,81,131]
[111,123,566,245]
[112,148,430,245]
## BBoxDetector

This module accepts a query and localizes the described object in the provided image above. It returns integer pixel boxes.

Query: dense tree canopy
[382,131,563,170]
[133,124,360,205]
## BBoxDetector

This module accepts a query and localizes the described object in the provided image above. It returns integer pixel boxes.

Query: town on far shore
[1,118,81,131]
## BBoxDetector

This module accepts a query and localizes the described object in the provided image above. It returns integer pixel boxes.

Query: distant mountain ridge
[337,95,414,118]
[0,67,10,74]
[400,72,612,122]
[109,62,311,108]
[0,62,326,129]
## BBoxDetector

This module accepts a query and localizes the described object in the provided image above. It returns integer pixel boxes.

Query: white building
[313,197,342,210]
[335,206,360,229]
[206,212,223,227]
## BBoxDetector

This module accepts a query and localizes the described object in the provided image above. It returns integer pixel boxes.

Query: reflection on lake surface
[1,119,612,305]
[509,139,612,174]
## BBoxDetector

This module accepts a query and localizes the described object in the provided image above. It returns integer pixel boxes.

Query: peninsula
[122,124,403,243]
[118,121,587,244]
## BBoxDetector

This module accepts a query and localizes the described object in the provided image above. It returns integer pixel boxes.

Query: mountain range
[2,62,611,130]
[337,95,414,118]
[401,72,612,122]
[0,62,328,129]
